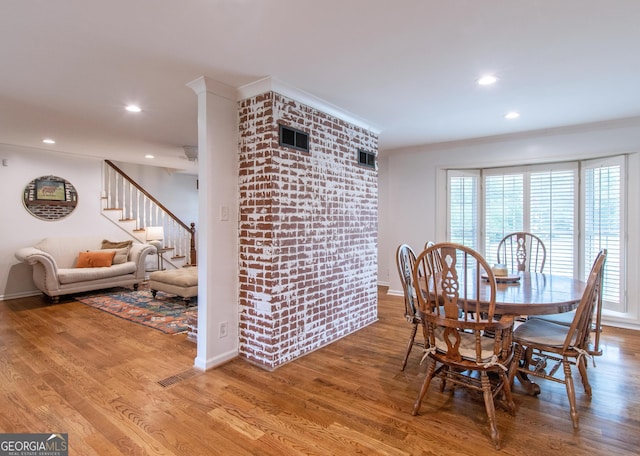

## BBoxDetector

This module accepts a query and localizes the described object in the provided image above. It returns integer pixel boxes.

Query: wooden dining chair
[423,241,442,272]
[497,232,546,273]
[529,251,606,357]
[507,249,607,430]
[395,244,426,370]
[411,242,516,450]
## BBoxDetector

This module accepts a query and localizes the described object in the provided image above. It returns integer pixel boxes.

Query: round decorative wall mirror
[23,175,78,221]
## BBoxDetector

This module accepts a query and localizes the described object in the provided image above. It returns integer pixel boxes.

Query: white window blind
[582,156,624,312]
[447,170,479,250]
[529,167,577,277]
[482,165,577,276]
[484,172,524,263]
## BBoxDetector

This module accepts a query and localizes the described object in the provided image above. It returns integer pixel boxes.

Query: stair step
[103,208,123,211]
[171,255,186,260]
[133,229,146,233]
[119,218,136,222]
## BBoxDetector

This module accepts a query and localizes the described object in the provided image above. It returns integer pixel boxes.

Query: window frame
[580,155,627,312]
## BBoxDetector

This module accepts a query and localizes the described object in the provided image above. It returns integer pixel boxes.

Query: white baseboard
[193,349,239,370]
[0,290,42,301]
[386,288,404,297]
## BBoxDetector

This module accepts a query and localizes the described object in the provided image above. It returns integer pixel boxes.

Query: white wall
[380,118,640,329]
[113,161,198,228]
[0,145,137,299]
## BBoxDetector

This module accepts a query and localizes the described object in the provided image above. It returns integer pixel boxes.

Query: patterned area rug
[75,286,197,334]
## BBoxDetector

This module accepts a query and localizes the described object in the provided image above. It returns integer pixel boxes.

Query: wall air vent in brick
[358,149,376,169]
[279,124,309,152]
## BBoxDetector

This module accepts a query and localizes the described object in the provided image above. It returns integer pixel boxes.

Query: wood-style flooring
[1,287,638,455]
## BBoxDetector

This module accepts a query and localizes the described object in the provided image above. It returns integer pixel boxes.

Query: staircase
[101,160,196,270]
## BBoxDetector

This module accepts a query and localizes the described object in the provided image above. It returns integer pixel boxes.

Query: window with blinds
[582,156,625,312]
[447,156,625,313]
[448,171,479,250]
[483,165,577,277]
[484,172,524,264]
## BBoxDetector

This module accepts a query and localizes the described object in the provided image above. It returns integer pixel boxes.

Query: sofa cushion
[58,262,137,284]
[76,250,116,268]
[99,247,129,264]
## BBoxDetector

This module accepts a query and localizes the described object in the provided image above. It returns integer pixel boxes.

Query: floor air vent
[157,368,199,388]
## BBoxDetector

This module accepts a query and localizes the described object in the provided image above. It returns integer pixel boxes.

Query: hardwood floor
[1,287,638,455]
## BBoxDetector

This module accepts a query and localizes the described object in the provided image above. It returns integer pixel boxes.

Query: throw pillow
[75,250,116,268]
[100,247,129,264]
[101,239,133,261]
[101,239,133,250]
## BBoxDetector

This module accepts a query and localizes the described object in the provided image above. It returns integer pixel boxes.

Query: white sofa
[15,236,155,302]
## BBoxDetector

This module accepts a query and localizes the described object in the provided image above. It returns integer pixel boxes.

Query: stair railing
[102,160,196,267]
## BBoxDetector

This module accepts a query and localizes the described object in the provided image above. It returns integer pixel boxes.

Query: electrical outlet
[219,321,228,338]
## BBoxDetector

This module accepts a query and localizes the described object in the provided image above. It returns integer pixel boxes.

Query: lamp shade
[146,226,164,241]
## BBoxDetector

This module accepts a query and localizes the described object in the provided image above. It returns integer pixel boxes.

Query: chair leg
[412,358,436,416]
[562,359,579,429]
[500,370,516,414]
[576,355,592,398]
[402,323,418,371]
[481,371,501,450]
[508,343,523,387]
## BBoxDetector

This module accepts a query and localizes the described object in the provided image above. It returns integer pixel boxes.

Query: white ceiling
[2,0,640,172]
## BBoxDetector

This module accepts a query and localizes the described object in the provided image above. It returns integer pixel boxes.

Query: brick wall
[238,92,379,369]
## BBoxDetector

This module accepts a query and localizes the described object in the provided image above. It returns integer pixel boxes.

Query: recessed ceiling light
[505,111,520,119]
[478,75,498,86]
[126,105,142,113]
[42,138,56,144]
[145,154,155,159]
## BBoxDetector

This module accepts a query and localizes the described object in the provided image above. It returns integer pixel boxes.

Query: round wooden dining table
[421,271,586,316]
[488,272,586,316]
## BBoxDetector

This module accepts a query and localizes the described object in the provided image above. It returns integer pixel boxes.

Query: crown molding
[187,76,237,101]
[237,76,381,134]
[385,115,640,154]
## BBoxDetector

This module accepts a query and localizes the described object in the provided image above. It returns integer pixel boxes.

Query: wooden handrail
[104,159,197,266]
[105,160,191,231]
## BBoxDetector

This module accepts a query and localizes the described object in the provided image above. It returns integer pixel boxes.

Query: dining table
[420,270,587,394]
[418,270,586,317]
[476,271,586,316]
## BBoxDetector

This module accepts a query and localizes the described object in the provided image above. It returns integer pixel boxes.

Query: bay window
[447,155,625,313]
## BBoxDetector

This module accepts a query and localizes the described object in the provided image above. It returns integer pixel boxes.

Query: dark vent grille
[157,369,199,388]
[279,124,309,152]
[358,149,376,169]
